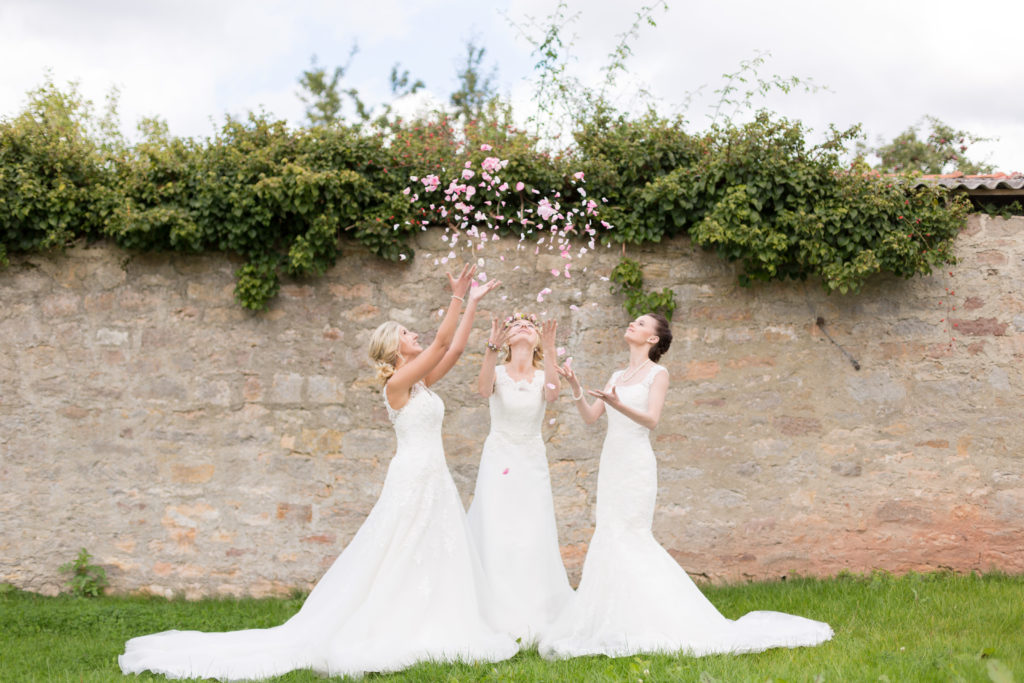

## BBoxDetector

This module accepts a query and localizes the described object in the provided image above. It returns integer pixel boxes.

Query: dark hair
[646,312,673,362]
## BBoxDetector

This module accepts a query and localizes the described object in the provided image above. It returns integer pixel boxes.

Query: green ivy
[609,257,676,321]
[1,81,970,310]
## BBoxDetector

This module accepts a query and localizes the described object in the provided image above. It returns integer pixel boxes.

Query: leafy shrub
[0,81,970,308]
[58,548,109,598]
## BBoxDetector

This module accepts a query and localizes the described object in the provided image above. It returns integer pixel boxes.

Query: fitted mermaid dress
[120,382,518,680]
[539,364,833,659]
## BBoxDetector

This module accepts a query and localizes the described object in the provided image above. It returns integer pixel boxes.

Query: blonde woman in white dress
[467,313,573,644]
[120,265,519,681]
[540,312,833,659]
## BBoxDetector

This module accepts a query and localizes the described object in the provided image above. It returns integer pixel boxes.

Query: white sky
[2,0,1022,172]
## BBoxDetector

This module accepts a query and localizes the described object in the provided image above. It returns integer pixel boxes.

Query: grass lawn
[1,572,1021,682]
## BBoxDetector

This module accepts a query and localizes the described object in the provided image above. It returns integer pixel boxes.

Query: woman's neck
[626,345,651,369]
[507,345,534,375]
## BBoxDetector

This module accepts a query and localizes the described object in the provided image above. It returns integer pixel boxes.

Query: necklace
[618,359,651,385]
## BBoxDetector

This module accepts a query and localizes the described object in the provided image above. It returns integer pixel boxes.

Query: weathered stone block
[271,373,304,404]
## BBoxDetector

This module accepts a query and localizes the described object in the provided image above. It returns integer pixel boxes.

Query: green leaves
[586,112,967,295]
[1,81,968,310]
[610,257,676,321]
[58,548,108,598]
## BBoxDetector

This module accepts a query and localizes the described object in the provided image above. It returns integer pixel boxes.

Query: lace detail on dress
[641,364,667,388]
[493,365,543,390]
[382,381,425,423]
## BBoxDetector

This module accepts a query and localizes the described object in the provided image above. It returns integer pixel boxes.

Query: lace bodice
[489,366,546,438]
[605,364,667,438]
[383,381,445,446]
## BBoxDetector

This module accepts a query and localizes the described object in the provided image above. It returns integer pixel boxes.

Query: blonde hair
[503,319,544,369]
[368,321,402,385]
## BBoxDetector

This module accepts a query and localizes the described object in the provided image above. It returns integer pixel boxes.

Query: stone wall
[1,214,1022,597]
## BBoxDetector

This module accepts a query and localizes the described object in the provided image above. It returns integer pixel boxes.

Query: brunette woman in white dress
[539,313,832,659]
[120,265,518,681]
[466,313,573,644]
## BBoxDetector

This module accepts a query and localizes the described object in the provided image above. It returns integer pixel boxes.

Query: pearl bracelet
[451,295,465,303]
[571,387,584,401]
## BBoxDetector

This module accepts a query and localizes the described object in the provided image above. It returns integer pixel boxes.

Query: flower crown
[503,312,539,328]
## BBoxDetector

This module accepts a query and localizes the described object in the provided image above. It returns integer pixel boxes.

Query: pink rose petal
[502,468,509,475]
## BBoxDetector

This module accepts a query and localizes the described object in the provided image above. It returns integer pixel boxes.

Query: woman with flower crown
[539,312,833,659]
[120,265,518,681]
[466,312,573,644]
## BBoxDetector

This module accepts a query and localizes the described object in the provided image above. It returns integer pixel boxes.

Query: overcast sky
[2,0,1022,172]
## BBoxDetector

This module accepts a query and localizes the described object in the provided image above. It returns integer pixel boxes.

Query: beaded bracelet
[571,387,584,401]
[451,295,465,302]
[486,341,501,352]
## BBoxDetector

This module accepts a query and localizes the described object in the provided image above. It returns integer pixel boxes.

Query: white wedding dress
[466,366,573,643]
[539,364,833,659]
[120,382,518,680]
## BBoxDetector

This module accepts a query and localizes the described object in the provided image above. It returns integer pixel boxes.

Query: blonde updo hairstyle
[503,313,544,369]
[369,321,403,385]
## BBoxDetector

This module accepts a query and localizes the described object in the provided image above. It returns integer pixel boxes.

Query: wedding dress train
[120,382,518,680]
[539,364,833,659]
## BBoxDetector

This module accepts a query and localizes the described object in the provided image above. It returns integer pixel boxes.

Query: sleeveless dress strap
[383,381,424,422]
[641,364,668,388]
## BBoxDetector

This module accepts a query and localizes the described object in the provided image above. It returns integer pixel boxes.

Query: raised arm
[540,319,560,403]
[588,368,669,430]
[388,264,475,403]
[556,360,606,424]
[425,277,501,387]
[477,316,510,398]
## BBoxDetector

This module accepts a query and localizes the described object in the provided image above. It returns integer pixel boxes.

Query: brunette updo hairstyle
[646,313,673,362]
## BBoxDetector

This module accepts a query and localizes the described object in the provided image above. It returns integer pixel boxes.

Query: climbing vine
[1,80,969,310]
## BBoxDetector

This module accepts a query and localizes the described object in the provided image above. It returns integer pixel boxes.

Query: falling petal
[556,347,566,356]
[502,468,509,475]
[545,383,557,390]
[548,418,556,425]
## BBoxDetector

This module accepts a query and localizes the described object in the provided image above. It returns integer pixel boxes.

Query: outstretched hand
[556,359,581,395]
[447,263,476,300]
[588,385,622,409]
[468,277,501,303]
[488,316,512,348]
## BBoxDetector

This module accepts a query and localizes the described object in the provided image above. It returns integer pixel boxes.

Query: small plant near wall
[610,257,676,321]
[58,548,109,598]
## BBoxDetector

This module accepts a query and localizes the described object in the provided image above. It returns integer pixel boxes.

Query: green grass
[1,572,1021,682]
